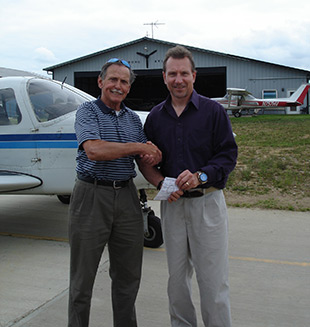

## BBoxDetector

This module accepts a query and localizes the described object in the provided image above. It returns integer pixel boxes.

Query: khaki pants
[68,179,144,327]
[161,190,232,327]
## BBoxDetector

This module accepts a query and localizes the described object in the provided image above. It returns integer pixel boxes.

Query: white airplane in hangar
[214,84,310,117]
[0,75,162,248]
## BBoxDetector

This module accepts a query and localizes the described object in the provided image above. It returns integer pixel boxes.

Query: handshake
[139,141,162,166]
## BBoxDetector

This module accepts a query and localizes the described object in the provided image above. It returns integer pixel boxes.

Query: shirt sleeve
[74,102,101,147]
[201,105,238,186]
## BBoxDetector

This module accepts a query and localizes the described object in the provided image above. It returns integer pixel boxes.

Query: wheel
[233,111,242,118]
[144,214,163,248]
[57,194,71,204]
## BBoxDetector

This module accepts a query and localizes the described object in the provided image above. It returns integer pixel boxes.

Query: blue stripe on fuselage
[0,134,78,149]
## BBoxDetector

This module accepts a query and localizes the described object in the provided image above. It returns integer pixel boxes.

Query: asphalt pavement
[0,194,309,327]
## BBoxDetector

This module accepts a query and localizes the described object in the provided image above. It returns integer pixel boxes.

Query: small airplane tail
[289,83,310,105]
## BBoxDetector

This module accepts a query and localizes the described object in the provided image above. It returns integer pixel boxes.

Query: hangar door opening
[195,67,226,100]
[126,69,167,111]
[74,69,167,111]
[74,66,226,111]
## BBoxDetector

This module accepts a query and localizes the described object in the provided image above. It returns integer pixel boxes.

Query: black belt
[181,187,219,198]
[181,190,204,198]
[77,174,130,189]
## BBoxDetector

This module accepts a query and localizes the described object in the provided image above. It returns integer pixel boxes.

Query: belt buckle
[113,181,122,190]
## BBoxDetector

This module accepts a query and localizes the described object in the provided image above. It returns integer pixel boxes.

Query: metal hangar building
[44,37,310,114]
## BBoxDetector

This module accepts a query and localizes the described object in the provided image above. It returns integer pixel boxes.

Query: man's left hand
[176,169,200,191]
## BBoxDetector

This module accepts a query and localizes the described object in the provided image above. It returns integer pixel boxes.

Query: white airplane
[0,76,162,248]
[213,84,310,117]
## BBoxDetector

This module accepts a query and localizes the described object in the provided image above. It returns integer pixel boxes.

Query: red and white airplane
[213,83,310,117]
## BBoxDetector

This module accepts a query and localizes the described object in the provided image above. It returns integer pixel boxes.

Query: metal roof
[43,37,310,75]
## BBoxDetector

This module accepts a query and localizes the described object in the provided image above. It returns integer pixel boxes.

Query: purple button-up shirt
[144,90,238,189]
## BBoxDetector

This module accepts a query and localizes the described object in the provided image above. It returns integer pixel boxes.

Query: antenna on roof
[61,76,67,89]
[144,21,165,38]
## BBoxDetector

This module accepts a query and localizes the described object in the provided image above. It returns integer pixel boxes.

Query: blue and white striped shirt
[75,98,147,181]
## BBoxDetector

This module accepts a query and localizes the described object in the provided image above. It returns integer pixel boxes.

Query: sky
[1,0,310,76]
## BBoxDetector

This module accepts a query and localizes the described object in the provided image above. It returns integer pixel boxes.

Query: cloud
[1,0,310,74]
[34,47,57,63]
[225,24,310,70]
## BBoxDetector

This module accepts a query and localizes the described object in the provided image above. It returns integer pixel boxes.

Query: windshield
[28,79,90,122]
[0,88,22,125]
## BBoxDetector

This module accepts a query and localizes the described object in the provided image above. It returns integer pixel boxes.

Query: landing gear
[139,189,163,248]
[57,194,71,204]
[233,111,242,118]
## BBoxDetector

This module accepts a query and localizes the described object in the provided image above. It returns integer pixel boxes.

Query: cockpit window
[28,79,89,122]
[0,88,22,125]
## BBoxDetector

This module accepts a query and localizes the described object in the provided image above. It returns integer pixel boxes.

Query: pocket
[69,181,95,221]
[202,191,227,229]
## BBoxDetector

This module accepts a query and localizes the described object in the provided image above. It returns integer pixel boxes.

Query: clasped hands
[140,141,162,166]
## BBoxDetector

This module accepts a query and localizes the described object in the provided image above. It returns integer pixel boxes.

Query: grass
[225,114,310,211]
[146,114,310,211]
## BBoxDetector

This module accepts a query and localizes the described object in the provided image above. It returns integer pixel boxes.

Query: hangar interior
[74,66,226,111]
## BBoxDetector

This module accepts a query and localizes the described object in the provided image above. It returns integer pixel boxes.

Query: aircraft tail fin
[289,83,310,105]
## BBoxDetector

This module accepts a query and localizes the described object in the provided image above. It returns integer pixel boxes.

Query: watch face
[199,172,208,182]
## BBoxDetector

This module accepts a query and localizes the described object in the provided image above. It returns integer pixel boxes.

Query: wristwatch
[197,171,208,184]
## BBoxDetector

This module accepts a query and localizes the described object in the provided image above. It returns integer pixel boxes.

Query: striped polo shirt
[75,98,147,181]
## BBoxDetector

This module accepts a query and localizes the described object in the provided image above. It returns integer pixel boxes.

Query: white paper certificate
[154,177,179,201]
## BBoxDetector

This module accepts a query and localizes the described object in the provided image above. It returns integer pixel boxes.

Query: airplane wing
[222,88,254,109]
[226,88,252,96]
[0,171,42,192]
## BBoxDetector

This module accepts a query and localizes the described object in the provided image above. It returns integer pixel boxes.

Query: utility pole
[144,21,165,38]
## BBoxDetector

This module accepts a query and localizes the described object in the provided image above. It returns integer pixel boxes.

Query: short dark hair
[99,61,136,84]
[163,45,196,72]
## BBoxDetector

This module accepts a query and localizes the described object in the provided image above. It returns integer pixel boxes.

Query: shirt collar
[190,90,200,110]
[95,97,127,114]
[161,89,200,113]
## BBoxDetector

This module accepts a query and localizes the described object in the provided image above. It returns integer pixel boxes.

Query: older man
[68,58,161,327]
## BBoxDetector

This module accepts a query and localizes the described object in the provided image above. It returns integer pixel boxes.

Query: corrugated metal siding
[53,40,170,84]
[48,37,310,110]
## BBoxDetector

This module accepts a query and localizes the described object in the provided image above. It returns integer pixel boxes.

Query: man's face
[163,57,196,101]
[98,64,131,110]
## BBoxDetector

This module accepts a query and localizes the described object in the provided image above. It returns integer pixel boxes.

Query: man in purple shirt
[142,46,238,327]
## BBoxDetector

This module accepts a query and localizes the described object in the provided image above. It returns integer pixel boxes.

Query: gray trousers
[161,190,232,327]
[68,179,144,327]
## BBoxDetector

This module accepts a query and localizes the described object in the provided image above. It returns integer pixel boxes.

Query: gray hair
[99,60,136,84]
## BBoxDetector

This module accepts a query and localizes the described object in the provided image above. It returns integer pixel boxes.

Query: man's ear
[97,76,103,89]
[162,71,167,85]
[192,71,197,84]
